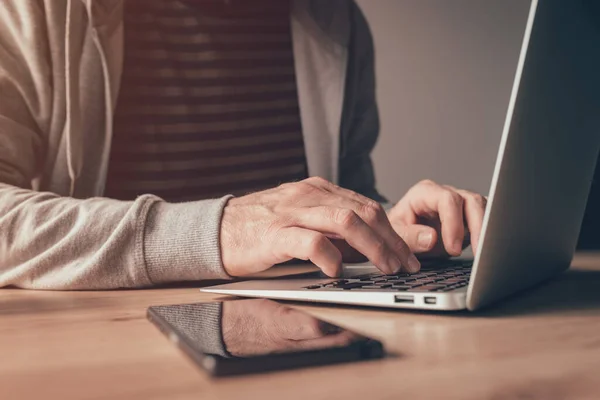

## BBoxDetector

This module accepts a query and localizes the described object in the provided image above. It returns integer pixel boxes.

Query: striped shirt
[105,0,308,202]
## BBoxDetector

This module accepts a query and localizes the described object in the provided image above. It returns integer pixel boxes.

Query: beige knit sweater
[0,0,383,289]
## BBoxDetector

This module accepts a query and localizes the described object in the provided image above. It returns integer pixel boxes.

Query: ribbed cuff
[143,196,234,284]
[152,302,229,357]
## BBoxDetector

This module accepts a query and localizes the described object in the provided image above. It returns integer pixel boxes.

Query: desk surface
[1,253,600,400]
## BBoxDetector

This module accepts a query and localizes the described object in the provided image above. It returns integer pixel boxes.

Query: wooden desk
[1,253,599,400]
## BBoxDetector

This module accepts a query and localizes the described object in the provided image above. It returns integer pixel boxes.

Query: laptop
[202,0,600,311]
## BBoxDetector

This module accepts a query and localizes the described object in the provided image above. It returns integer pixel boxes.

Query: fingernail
[453,240,463,255]
[417,231,434,250]
[407,253,421,272]
[388,256,402,274]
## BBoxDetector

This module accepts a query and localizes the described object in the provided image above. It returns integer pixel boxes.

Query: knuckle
[305,176,328,186]
[279,182,299,195]
[471,193,487,206]
[418,179,437,187]
[360,204,379,225]
[443,190,463,206]
[359,200,384,224]
[334,209,360,229]
[291,182,315,196]
[365,200,385,215]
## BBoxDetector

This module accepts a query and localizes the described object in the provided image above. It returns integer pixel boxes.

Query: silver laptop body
[202,0,600,311]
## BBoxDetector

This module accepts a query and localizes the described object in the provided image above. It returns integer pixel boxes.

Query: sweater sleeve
[150,302,229,358]
[0,185,233,289]
[0,2,232,289]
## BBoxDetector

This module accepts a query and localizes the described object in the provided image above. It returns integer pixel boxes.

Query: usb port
[424,297,437,305]
[394,295,414,304]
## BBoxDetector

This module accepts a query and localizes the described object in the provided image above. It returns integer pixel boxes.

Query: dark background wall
[357,1,599,250]
[357,0,530,200]
[579,156,600,250]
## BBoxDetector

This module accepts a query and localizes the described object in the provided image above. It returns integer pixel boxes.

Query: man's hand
[388,180,488,258]
[220,177,420,277]
[222,299,358,357]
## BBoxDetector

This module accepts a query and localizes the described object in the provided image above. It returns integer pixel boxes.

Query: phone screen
[147,299,384,377]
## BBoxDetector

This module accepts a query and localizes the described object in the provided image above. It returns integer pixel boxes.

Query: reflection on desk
[147,299,383,376]
[0,252,599,399]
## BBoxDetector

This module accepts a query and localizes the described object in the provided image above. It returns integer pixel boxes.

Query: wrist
[144,196,234,283]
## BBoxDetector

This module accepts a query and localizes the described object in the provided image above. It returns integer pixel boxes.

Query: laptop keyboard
[303,260,473,293]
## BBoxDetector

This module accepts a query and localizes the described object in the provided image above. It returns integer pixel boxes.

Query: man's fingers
[286,331,357,351]
[276,307,331,340]
[291,206,415,273]
[456,189,487,253]
[306,176,374,207]
[330,239,367,263]
[274,227,342,277]
[300,186,419,272]
[278,178,418,273]
[393,224,438,253]
[438,189,465,256]
[409,182,465,256]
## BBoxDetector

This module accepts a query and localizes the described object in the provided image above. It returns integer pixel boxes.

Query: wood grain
[1,252,599,400]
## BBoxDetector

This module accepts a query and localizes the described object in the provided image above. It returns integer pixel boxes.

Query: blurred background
[357,0,599,249]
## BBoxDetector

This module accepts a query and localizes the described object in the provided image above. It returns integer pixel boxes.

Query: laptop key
[441,272,460,277]
[396,277,417,283]
[371,283,393,287]
[432,277,448,282]
[386,278,411,283]
[331,280,349,286]
[361,284,393,289]
[413,279,435,284]
[338,282,366,290]
[385,274,410,279]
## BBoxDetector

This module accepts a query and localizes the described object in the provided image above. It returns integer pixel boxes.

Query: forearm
[0,183,232,290]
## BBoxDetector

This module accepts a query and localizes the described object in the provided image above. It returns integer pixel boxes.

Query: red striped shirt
[105,0,308,202]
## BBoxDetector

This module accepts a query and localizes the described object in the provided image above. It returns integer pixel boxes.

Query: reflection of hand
[221,299,359,357]
[220,177,420,278]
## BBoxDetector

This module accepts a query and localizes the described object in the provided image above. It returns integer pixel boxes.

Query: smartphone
[147,299,384,377]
